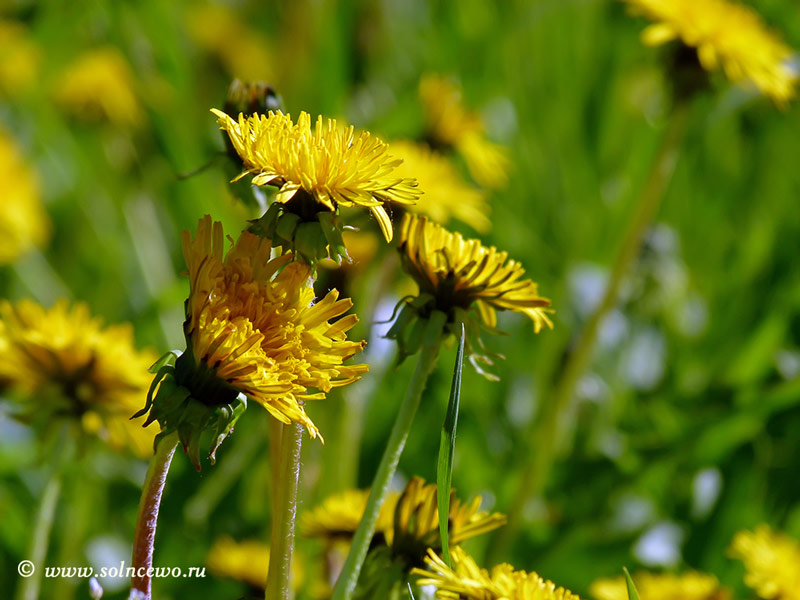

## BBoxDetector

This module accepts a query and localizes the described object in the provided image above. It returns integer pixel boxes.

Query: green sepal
[248,202,282,239]
[295,221,329,263]
[318,211,349,264]
[275,211,300,243]
[148,350,181,374]
[209,393,248,464]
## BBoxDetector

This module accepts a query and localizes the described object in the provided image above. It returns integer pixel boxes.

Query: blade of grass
[437,323,465,567]
[623,567,640,600]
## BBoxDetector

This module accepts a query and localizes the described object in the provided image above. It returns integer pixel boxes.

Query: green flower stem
[330,252,401,492]
[15,464,62,600]
[493,101,691,559]
[332,321,444,600]
[130,431,179,600]
[265,422,303,600]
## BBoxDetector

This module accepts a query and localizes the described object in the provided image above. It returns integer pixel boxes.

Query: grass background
[2,0,800,598]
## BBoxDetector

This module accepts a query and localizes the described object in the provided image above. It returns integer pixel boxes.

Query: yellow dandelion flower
[0,20,41,97]
[390,140,491,234]
[590,571,729,600]
[54,47,142,127]
[729,525,800,600]
[0,299,157,458]
[212,108,420,244]
[389,214,552,370]
[206,536,304,591]
[188,3,272,81]
[413,546,580,600]
[0,130,49,264]
[389,476,506,563]
[138,216,367,467]
[419,75,511,189]
[301,488,399,542]
[622,0,798,105]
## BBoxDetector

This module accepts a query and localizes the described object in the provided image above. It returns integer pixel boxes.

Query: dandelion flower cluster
[0,130,49,264]
[729,525,800,600]
[390,140,491,233]
[388,476,506,561]
[413,546,580,600]
[138,216,367,465]
[212,108,420,244]
[54,47,143,127]
[0,299,157,458]
[419,75,511,188]
[390,214,552,369]
[590,571,729,600]
[301,488,399,542]
[622,0,798,105]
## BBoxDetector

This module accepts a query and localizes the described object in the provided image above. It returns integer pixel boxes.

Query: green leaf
[437,323,465,567]
[623,567,640,600]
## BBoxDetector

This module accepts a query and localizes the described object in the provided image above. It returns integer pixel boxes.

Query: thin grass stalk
[492,101,691,559]
[332,319,445,600]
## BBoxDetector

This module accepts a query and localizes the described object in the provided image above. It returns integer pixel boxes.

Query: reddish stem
[130,432,178,599]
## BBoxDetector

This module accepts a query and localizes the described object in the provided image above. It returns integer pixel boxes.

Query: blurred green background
[2,0,800,598]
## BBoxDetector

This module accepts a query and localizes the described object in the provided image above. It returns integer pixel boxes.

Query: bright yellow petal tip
[211,108,421,241]
[398,214,553,333]
[622,0,798,105]
[413,546,580,600]
[181,215,368,439]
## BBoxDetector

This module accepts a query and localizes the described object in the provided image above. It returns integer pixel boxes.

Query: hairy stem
[265,422,303,600]
[130,432,179,599]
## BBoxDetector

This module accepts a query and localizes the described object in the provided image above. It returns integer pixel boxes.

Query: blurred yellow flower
[301,488,399,542]
[0,130,49,264]
[0,20,41,97]
[0,299,157,458]
[181,215,367,438]
[212,108,420,242]
[419,75,511,189]
[729,525,800,600]
[390,140,491,233]
[206,536,304,591]
[590,571,729,600]
[413,546,580,600]
[398,214,553,332]
[622,0,798,105]
[187,3,272,81]
[54,47,143,127]
[388,476,506,560]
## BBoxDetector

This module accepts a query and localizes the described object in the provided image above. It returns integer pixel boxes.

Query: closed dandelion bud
[221,80,284,209]
[135,216,368,469]
[389,214,553,378]
[212,107,420,266]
